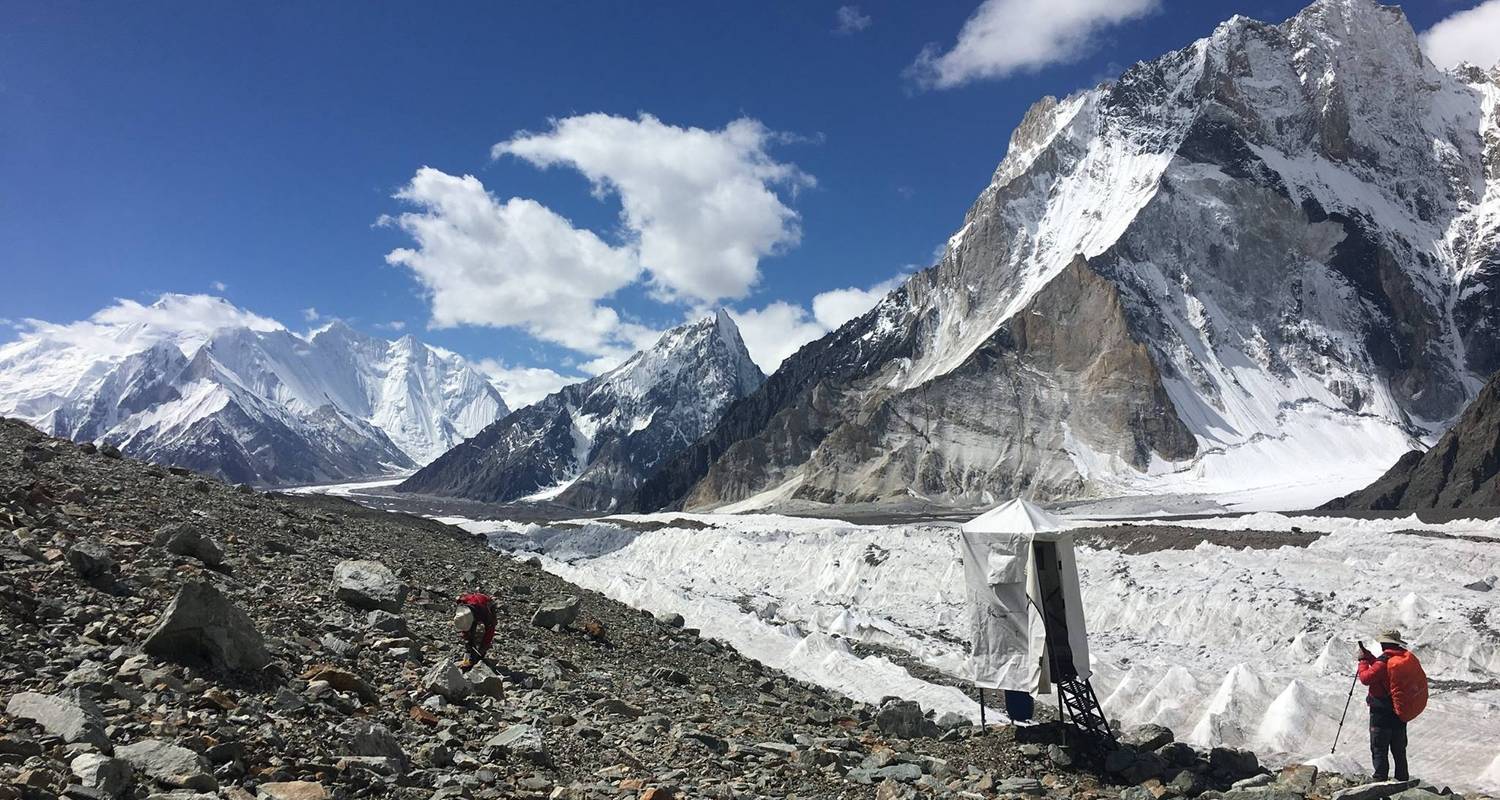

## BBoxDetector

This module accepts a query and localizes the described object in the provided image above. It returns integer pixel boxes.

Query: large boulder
[6,690,110,749]
[422,660,472,700]
[484,724,549,765]
[152,523,225,569]
[70,753,133,799]
[467,660,507,699]
[258,782,329,800]
[115,739,216,791]
[66,540,118,585]
[1121,723,1175,752]
[331,560,406,613]
[531,595,580,628]
[345,721,407,771]
[142,581,271,673]
[874,700,940,739]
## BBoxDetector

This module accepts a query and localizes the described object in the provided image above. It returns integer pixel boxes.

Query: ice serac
[1325,369,1500,510]
[634,0,1500,512]
[0,298,507,485]
[398,311,764,511]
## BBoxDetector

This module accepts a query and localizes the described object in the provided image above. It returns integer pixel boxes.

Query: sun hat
[1376,628,1406,646]
[453,606,475,632]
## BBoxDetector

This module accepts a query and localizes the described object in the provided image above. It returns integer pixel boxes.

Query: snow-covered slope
[0,295,508,485]
[399,311,764,511]
[634,0,1500,513]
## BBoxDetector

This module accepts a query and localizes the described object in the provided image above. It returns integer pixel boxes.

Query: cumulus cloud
[1420,0,1500,70]
[730,275,906,371]
[908,0,1159,89]
[494,113,812,304]
[301,307,321,322]
[383,167,646,357]
[476,359,585,408]
[835,5,872,34]
[210,280,228,292]
[13,294,283,358]
[376,320,407,332]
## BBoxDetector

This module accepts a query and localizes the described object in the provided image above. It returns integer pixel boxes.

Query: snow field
[459,511,1500,793]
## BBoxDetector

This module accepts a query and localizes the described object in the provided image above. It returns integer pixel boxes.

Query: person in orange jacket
[1357,629,1410,781]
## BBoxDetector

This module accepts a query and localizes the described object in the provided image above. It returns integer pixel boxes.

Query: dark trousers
[1369,707,1409,781]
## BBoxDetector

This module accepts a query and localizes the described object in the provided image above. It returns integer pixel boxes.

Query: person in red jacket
[1357,629,1410,782]
[454,592,497,669]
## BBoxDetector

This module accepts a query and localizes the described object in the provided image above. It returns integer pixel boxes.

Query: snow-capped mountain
[0,295,508,485]
[634,0,1500,513]
[399,310,765,510]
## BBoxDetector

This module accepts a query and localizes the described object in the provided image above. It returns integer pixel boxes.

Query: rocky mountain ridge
[632,0,1500,513]
[0,297,507,487]
[2,417,1489,799]
[399,312,763,512]
[1326,368,1500,510]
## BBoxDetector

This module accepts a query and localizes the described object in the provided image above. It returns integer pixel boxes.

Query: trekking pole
[1331,670,1358,754]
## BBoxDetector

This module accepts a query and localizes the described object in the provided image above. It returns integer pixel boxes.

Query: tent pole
[978,686,986,732]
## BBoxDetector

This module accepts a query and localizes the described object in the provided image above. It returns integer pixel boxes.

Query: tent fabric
[961,499,1091,692]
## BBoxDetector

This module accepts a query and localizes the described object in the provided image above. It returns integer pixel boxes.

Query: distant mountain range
[397,310,764,511]
[0,296,507,485]
[630,0,1500,513]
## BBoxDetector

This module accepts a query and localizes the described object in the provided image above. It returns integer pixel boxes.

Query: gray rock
[1277,764,1318,794]
[1158,741,1200,767]
[365,610,408,635]
[484,724,548,765]
[874,763,922,783]
[531,595,580,628]
[1232,774,1276,790]
[142,581,271,673]
[422,660,472,700]
[1222,791,1302,800]
[345,721,406,771]
[67,541,118,583]
[467,660,507,698]
[6,690,111,748]
[934,711,971,730]
[115,740,216,791]
[1122,723,1175,752]
[1047,744,1073,768]
[1171,768,1210,797]
[875,700,939,739]
[658,612,686,628]
[1121,787,1156,800]
[1210,746,1260,779]
[995,777,1044,795]
[1330,781,1420,800]
[331,560,406,613]
[70,754,133,799]
[1391,790,1446,800]
[152,524,224,568]
[257,781,329,800]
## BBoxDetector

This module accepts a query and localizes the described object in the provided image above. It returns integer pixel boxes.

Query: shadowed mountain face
[632,0,1500,512]
[398,311,764,512]
[1326,370,1500,511]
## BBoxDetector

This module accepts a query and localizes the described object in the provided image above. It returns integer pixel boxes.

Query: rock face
[0,297,508,486]
[142,581,272,673]
[399,312,764,511]
[1326,370,1500,509]
[331,559,406,613]
[632,0,1500,512]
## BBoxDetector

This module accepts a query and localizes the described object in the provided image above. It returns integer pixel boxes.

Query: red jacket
[458,592,497,653]
[1358,644,1404,703]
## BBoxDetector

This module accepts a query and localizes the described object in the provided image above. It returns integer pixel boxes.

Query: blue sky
[1,0,1492,404]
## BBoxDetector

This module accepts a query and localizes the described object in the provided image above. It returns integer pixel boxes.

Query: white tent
[960,498,1091,693]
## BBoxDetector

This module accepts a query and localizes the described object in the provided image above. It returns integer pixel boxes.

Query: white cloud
[301,307,321,322]
[494,113,812,304]
[1420,0,1500,71]
[210,280,228,292]
[15,294,283,358]
[730,275,906,372]
[383,167,646,357]
[908,0,1159,89]
[728,301,830,373]
[835,5,872,34]
[476,359,584,408]
[376,320,407,332]
[811,274,907,330]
